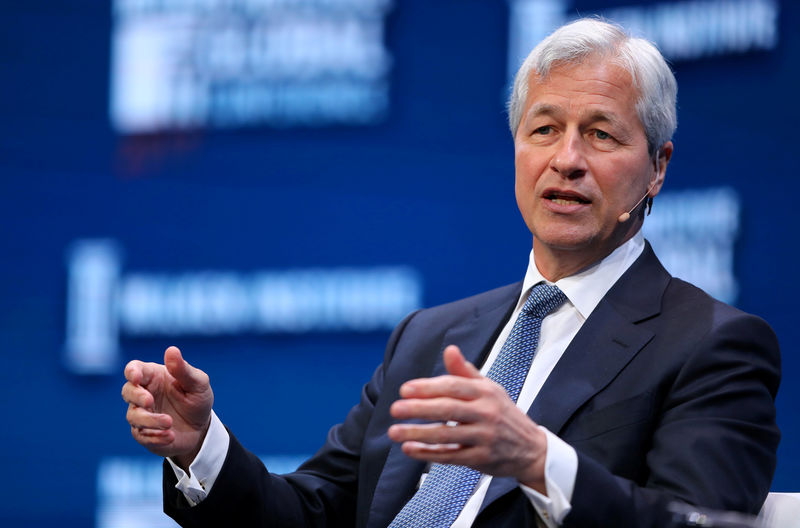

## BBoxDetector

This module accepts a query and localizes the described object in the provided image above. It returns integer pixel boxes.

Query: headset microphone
[618,182,655,223]
[618,154,661,223]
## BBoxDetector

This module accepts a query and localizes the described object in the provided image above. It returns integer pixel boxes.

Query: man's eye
[533,126,552,135]
[595,129,612,140]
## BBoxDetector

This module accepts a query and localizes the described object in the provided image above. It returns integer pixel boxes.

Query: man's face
[514,60,668,274]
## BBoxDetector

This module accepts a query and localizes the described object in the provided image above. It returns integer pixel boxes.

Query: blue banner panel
[0,1,797,525]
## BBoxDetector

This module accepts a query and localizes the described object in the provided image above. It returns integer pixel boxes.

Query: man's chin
[532,229,599,253]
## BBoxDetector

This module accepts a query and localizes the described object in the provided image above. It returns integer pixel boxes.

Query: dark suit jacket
[164,243,780,527]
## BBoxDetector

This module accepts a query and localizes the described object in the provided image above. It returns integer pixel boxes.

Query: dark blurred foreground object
[669,501,762,527]
[670,493,800,528]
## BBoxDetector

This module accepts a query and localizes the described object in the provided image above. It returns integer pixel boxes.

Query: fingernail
[400,383,416,397]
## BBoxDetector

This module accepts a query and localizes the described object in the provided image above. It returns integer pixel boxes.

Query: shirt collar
[520,231,645,320]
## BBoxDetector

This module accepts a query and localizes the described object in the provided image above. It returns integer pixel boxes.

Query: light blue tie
[389,282,567,527]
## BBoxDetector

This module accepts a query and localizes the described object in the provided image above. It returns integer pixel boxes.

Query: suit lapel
[366,283,521,528]
[434,287,521,374]
[526,300,655,432]
[480,243,670,511]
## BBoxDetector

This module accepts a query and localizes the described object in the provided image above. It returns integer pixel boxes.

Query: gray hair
[508,18,677,156]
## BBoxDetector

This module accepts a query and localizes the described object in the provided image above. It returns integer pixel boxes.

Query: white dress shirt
[168,231,646,526]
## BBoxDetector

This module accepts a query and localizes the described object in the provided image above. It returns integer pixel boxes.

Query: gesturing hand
[387,345,548,493]
[121,346,214,470]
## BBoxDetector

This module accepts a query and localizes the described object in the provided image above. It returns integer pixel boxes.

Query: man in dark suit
[122,18,780,527]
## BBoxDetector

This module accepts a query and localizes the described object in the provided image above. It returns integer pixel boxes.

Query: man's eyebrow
[525,103,563,120]
[524,105,627,128]
[584,110,627,131]
[523,105,634,139]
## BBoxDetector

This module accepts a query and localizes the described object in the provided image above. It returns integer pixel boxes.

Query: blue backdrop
[0,1,797,526]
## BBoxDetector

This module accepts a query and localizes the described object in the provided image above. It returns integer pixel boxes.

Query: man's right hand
[122,346,214,470]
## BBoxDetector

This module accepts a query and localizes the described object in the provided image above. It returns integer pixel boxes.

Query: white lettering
[64,239,423,373]
[111,0,393,132]
[507,0,780,82]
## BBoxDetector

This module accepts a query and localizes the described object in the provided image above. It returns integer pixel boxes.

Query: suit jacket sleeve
[161,309,421,528]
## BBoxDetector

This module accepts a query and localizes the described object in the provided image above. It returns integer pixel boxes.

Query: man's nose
[550,130,588,179]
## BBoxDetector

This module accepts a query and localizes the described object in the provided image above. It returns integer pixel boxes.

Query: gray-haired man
[123,18,780,527]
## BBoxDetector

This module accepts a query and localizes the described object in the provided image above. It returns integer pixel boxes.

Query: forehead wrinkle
[542,64,639,110]
[553,60,635,91]
[578,73,631,92]
[525,102,564,120]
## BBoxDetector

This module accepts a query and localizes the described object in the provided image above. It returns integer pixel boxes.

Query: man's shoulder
[398,281,522,333]
[662,276,776,333]
[422,281,523,318]
[605,244,775,338]
[626,267,778,361]
[662,275,725,307]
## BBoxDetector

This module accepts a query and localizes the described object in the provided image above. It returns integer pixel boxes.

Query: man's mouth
[544,191,590,206]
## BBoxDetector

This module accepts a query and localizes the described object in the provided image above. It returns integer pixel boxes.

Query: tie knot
[522,282,567,319]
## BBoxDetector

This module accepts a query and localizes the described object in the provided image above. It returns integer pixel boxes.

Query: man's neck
[532,232,640,282]
[533,252,598,282]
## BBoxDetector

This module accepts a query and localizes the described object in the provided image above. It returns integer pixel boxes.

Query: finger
[124,360,161,387]
[134,427,171,437]
[391,396,483,423]
[164,346,209,393]
[400,441,486,466]
[127,404,174,430]
[402,440,462,452]
[131,426,175,449]
[388,422,481,447]
[121,382,155,410]
[399,375,482,400]
[124,360,144,385]
[443,345,482,379]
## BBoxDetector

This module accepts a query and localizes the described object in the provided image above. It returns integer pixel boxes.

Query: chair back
[758,492,800,528]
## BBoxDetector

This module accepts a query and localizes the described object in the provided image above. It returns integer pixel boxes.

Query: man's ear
[649,141,673,198]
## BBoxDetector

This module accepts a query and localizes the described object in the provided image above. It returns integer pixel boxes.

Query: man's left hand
[388,345,548,494]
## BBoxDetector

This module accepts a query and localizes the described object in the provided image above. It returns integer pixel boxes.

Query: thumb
[443,344,481,379]
[164,346,208,393]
